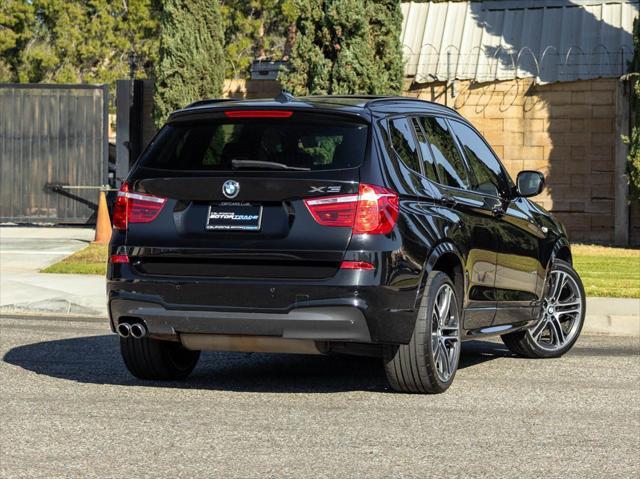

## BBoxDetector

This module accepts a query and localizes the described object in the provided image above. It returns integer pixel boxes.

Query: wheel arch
[415,242,466,310]
[551,237,572,266]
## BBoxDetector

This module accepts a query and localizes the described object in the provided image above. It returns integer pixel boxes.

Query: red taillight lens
[303,193,359,227]
[303,184,398,235]
[340,261,375,270]
[112,183,129,230]
[112,182,167,230]
[224,110,293,118]
[353,184,399,235]
[110,254,129,263]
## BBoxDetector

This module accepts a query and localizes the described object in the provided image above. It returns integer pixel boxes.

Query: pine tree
[221,0,297,79]
[0,0,159,85]
[279,0,404,96]
[0,0,35,82]
[154,0,225,125]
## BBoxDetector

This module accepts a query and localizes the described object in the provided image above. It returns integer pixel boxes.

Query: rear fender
[414,242,466,311]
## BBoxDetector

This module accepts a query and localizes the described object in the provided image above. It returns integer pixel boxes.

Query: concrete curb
[0,299,105,318]
[582,297,640,337]
[1,298,638,337]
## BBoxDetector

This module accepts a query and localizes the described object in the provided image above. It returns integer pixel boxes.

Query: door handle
[491,206,505,217]
[441,195,456,207]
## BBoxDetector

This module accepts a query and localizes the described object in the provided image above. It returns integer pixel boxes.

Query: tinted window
[140,115,368,171]
[411,118,439,182]
[450,120,509,197]
[388,117,421,173]
[419,117,469,189]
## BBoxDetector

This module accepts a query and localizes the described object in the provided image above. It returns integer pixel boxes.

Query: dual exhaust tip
[117,322,147,339]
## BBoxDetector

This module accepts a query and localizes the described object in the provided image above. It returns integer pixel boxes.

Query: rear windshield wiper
[231,159,310,171]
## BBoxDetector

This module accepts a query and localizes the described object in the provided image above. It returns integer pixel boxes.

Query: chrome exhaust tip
[116,323,131,338]
[130,323,147,339]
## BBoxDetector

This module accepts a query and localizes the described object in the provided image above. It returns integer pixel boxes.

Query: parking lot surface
[0,315,638,478]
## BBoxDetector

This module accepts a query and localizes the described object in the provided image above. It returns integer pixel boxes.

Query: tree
[279,0,404,96]
[0,0,35,82]
[221,1,296,79]
[626,17,640,200]
[0,0,159,86]
[153,0,225,125]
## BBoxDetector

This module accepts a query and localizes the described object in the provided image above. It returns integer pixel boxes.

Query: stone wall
[223,79,281,100]
[405,78,629,244]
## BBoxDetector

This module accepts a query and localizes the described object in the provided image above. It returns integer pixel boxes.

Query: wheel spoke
[549,316,566,346]
[557,298,580,308]
[437,287,452,324]
[554,273,568,302]
[558,307,581,316]
[440,335,459,342]
[435,343,444,375]
[556,299,581,316]
[439,340,451,378]
[531,318,548,341]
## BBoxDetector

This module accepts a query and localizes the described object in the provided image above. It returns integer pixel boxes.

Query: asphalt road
[0,315,638,478]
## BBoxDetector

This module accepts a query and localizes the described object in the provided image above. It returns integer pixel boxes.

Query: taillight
[304,183,399,235]
[109,254,129,263]
[353,184,399,234]
[303,193,359,227]
[340,261,375,270]
[112,182,167,230]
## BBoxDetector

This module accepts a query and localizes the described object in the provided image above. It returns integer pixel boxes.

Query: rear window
[139,114,368,171]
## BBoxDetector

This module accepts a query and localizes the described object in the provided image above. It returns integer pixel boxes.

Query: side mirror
[516,170,545,197]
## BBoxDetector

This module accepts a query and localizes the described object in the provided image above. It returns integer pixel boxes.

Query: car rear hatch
[119,108,370,280]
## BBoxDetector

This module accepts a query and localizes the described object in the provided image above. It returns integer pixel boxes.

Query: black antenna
[275,90,295,103]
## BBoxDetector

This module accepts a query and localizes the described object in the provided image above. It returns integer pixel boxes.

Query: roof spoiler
[185,98,235,109]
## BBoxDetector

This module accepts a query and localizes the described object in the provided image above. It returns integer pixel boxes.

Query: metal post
[101,84,109,187]
[116,80,132,187]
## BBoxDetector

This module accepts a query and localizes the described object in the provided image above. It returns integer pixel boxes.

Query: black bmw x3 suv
[107,94,586,393]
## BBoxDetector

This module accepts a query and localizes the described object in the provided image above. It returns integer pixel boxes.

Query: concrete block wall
[223,79,281,100]
[405,78,623,244]
[144,76,635,245]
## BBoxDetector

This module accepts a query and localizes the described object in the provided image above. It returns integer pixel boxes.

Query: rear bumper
[110,297,371,342]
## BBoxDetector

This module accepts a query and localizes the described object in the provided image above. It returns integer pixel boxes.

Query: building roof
[401,0,639,84]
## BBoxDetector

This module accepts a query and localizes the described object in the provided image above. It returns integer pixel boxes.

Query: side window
[388,117,422,173]
[410,117,439,182]
[449,120,510,197]
[419,116,470,189]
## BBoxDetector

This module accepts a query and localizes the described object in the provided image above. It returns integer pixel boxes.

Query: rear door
[125,109,369,279]
[415,116,501,330]
[447,119,545,325]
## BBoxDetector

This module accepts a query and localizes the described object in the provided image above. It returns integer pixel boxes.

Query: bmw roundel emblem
[222,180,240,199]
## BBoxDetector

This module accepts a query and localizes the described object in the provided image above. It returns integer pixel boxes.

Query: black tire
[501,259,586,359]
[383,271,462,394]
[120,336,200,380]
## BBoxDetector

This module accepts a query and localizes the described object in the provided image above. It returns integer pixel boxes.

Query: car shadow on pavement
[3,335,513,393]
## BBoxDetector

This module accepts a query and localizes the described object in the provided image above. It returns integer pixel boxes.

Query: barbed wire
[403,43,634,83]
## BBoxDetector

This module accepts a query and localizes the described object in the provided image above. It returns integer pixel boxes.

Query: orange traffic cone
[93,189,112,244]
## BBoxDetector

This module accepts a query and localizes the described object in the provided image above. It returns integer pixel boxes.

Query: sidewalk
[0,227,107,317]
[0,227,638,336]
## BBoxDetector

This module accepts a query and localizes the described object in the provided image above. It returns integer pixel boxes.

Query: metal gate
[0,83,108,224]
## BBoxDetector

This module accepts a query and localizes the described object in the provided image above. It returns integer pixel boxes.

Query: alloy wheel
[431,284,460,382]
[528,270,583,352]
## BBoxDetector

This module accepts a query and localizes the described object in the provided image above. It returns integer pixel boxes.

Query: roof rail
[185,98,235,109]
[363,96,418,107]
[363,96,460,115]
